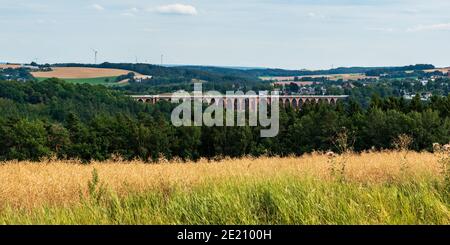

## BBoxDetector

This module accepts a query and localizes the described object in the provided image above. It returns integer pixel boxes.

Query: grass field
[1,150,449,224]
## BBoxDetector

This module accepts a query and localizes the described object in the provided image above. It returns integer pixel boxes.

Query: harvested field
[31,67,139,79]
[425,67,450,74]
[0,64,22,69]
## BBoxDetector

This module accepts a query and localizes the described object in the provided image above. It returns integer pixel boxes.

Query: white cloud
[407,23,450,32]
[91,4,104,11]
[155,4,197,16]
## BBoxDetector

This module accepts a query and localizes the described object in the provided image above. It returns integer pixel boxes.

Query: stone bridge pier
[131,95,349,110]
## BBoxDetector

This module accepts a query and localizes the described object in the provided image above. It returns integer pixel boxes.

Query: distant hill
[48,63,439,79]
[176,65,436,78]
[164,64,266,70]
[51,63,270,94]
[365,64,435,76]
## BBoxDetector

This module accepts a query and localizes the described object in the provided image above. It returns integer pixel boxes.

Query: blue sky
[1,0,450,69]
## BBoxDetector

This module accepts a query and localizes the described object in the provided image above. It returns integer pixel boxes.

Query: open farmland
[425,67,450,74]
[31,67,136,79]
[0,64,22,69]
[1,151,449,225]
[31,67,142,86]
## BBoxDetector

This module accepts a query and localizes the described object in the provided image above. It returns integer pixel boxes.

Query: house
[272,81,321,87]
[298,86,315,95]
[134,75,153,83]
[420,79,429,86]
[404,92,433,101]
[403,94,413,100]
[421,92,433,101]
[21,65,40,71]
[342,82,356,89]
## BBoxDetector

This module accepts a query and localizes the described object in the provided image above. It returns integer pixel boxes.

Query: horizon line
[1,61,449,71]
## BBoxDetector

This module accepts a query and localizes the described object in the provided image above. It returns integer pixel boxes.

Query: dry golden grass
[0,151,441,209]
[31,67,141,79]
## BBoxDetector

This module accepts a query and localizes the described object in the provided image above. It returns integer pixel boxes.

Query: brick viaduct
[131,94,348,110]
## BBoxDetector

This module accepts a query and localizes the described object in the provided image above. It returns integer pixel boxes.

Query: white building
[134,75,153,83]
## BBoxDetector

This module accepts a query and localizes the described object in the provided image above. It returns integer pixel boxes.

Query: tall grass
[0,151,449,224]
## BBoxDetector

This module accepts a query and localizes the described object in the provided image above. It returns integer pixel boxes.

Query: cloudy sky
[1,0,450,69]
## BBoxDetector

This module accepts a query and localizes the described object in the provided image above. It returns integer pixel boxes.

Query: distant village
[269,70,450,101]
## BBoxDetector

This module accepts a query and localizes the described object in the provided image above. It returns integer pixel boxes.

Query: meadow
[36,76,124,86]
[0,151,449,225]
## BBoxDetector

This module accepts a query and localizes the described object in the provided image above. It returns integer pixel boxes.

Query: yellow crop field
[31,67,138,79]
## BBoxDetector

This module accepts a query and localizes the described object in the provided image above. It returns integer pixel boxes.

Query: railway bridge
[131,94,348,110]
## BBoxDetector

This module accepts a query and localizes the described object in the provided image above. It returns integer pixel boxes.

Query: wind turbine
[92,49,98,64]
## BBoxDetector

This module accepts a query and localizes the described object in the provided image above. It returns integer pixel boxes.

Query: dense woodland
[55,63,272,94]
[365,64,435,76]
[0,68,35,81]
[0,79,449,162]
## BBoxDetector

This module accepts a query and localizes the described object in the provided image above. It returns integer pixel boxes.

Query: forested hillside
[54,63,271,94]
[55,62,421,80]
[179,65,387,77]
[0,79,449,162]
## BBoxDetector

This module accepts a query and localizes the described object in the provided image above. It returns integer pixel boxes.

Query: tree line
[0,79,449,162]
[365,64,435,76]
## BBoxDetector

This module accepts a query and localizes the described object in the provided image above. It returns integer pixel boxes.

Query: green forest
[0,79,449,162]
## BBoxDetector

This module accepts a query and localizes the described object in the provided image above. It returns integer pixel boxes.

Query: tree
[287,83,299,93]
[0,118,50,160]
[46,123,70,157]
[409,94,423,112]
